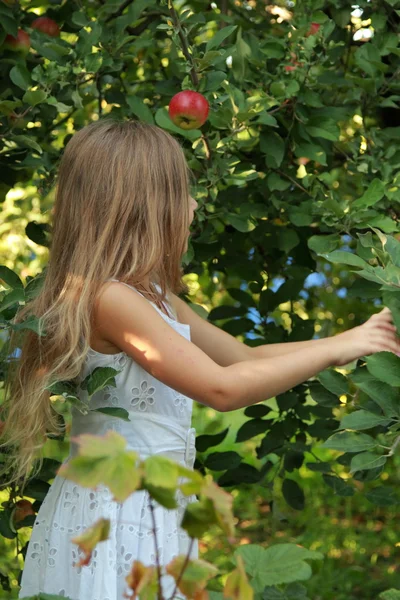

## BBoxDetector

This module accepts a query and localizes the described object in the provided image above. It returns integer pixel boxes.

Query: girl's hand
[329,307,400,367]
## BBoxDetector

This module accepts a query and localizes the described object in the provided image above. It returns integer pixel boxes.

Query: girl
[1,118,399,600]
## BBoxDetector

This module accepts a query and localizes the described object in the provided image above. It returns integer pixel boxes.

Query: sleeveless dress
[19,279,198,600]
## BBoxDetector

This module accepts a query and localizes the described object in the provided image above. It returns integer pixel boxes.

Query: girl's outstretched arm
[94,281,338,413]
[172,293,326,365]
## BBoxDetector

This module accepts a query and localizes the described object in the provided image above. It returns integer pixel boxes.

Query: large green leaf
[234,543,323,590]
[365,352,400,387]
[339,410,390,431]
[322,431,376,453]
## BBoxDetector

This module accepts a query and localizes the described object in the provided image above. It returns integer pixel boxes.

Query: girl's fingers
[375,323,397,332]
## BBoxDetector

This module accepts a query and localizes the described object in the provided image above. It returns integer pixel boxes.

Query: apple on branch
[306,22,321,37]
[31,16,60,37]
[168,90,209,130]
[12,499,36,529]
[4,29,30,53]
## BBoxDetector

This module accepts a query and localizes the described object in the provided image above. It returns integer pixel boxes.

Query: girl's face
[189,196,198,227]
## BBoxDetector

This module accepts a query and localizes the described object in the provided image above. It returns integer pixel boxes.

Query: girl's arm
[95,282,339,413]
[250,337,328,359]
[172,293,324,365]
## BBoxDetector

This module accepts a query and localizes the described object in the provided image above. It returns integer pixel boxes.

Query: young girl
[1,118,399,600]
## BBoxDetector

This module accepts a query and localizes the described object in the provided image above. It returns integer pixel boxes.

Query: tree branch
[169,537,195,600]
[105,0,135,23]
[148,499,164,600]
[168,2,199,88]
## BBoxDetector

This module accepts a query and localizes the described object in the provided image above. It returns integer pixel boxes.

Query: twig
[169,537,195,600]
[388,433,400,457]
[126,13,161,37]
[96,73,102,116]
[105,0,135,23]
[276,168,313,197]
[149,499,164,600]
[168,2,213,165]
[168,2,199,87]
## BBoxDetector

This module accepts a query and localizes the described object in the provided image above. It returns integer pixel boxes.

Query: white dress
[19,280,198,600]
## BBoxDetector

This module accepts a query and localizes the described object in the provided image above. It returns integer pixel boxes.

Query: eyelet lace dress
[19,280,198,600]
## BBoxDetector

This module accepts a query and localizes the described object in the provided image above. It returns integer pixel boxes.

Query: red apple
[306,22,320,37]
[4,29,30,52]
[298,157,310,165]
[12,499,35,527]
[168,90,209,130]
[284,65,297,72]
[31,16,60,37]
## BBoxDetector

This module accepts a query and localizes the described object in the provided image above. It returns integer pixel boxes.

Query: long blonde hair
[0,118,193,486]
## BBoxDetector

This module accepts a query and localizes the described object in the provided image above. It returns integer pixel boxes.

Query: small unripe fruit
[31,16,60,37]
[168,90,209,130]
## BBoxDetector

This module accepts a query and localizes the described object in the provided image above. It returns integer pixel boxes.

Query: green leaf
[92,407,130,422]
[144,455,179,489]
[318,369,349,396]
[350,451,386,473]
[322,474,354,496]
[196,428,229,452]
[234,543,322,590]
[80,366,121,397]
[277,229,300,253]
[353,179,386,208]
[225,214,256,232]
[282,479,305,510]
[0,12,18,38]
[322,250,368,268]
[204,451,242,471]
[9,65,32,91]
[379,591,400,600]
[236,419,269,442]
[308,234,340,255]
[339,410,390,431]
[366,486,399,507]
[350,369,400,417]
[23,478,50,501]
[0,509,17,540]
[26,221,50,246]
[309,383,339,407]
[10,134,43,154]
[72,10,90,27]
[244,404,271,418]
[209,305,247,320]
[206,25,237,51]
[261,132,285,168]
[365,352,400,387]
[58,430,141,502]
[0,266,23,290]
[227,288,256,307]
[218,463,261,486]
[22,89,47,106]
[322,431,376,453]
[307,120,340,141]
[126,96,155,125]
[0,287,24,312]
[204,70,227,92]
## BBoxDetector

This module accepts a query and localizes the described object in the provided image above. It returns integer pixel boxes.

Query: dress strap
[106,279,176,321]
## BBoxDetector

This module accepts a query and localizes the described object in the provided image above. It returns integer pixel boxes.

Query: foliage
[0,0,400,597]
